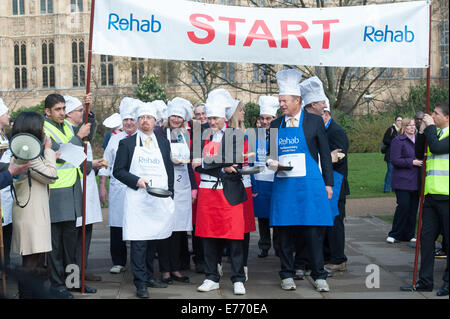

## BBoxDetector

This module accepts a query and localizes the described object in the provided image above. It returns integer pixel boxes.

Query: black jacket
[269,111,334,187]
[113,132,174,198]
[326,118,350,197]
[195,127,247,206]
[382,125,398,162]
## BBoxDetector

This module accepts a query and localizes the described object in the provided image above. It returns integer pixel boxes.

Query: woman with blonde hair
[386,117,423,244]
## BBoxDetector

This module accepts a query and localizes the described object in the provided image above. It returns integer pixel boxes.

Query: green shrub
[10,100,45,120]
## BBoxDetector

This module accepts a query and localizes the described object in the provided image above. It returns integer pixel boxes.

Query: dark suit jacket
[113,131,174,198]
[382,125,398,162]
[326,118,350,197]
[269,111,334,186]
[194,127,247,206]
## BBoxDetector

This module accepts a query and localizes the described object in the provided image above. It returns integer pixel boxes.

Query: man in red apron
[192,89,248,295]
[113,102,175,298]
[267,70,334,292]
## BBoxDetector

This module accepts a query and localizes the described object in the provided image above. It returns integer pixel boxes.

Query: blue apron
[251,131,274,219]
[324,118,343,220]
[270,111,334,226]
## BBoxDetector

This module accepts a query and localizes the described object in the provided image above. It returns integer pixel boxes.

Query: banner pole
[81,0,96,294]
[412,1,432,288]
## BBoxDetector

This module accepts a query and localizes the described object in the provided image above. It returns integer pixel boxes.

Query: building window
[14,42,27,89]
[72,40,85,87]
[220,0,234,4]
[379,68,393,78]
[440,20,449,78]
[100,55,114,86]
[131,57,145,85]
[42,41,55,88]
[12,0,25,15]
[221,62,235,83]
[40,0,53,13]
[253,64,267,83]
[191,62,206,84]
[71,0,83,12]
[408,68,423,78]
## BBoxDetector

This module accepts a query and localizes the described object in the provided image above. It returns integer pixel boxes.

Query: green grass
[347,153,395,199]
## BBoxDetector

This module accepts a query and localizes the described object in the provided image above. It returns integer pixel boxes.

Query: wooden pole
[412,1,432,287]
[81,0,96,294]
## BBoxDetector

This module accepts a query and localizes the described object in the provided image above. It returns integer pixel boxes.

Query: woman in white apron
[156,97,194,284]
[113,102,175,298]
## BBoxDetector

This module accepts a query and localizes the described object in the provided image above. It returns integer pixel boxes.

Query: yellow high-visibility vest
[425,128,449,196]
[44,120,81,189]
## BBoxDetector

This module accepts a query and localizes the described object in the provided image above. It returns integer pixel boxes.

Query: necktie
[145,136,152,150]
[437,129,442,138]
[289,118,296,127]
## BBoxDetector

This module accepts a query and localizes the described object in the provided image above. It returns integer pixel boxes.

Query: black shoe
[171,275,190,283]
[52,287,74,299]
[258,249,269,258]
[136,286,150,298]
[161,276,173,285]
[436,283,449,296]
[400,281,433,292]
[147,279,168,288]
[69,285,97,294]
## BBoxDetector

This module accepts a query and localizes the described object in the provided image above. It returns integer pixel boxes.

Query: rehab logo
[108,12,162,33]
[363,25,415,43]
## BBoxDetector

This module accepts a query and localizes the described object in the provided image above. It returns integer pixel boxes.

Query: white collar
[285,109,301,123]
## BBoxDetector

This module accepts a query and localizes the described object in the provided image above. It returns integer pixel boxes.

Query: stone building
[0,0,448,117]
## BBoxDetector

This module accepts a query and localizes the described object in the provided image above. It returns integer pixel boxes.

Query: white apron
[122,134,175,241]
[77,142,103,227]
[99,131,128,227]
[167,129,192,232]
[1,149,13,226]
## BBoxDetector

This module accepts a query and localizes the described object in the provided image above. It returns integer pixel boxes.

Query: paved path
[3,197,447,300]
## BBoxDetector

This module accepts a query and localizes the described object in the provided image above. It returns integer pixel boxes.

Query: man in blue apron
[321,100,350,273]
[251,96,280,258]
[267,70,334,292]
[113,102,175,298]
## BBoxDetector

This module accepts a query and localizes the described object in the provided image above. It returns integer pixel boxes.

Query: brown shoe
[324,262,347,272]
[85,273,102,281]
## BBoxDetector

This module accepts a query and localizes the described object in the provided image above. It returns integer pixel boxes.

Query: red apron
[192,171,201,226]
[242,136,256,233]
[194,130,245,240]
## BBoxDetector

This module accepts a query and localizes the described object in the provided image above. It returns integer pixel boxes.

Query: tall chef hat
[103,113,122,129]
[276,69,303,96]
[63,95,83,114]
[135,100,157,121]
[205,88,234,119]
[299,76,327,106]
[0,98,8,117]
[167,97,193,122]
[258,96,279,117]
[152,100,168,122]
[119,97,138,121]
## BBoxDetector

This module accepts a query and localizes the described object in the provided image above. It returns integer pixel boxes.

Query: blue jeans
[384,162,392,192]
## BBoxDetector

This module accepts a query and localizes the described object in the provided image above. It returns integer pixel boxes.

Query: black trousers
[47,221,78,289]
[130,240,158,289]
[192,225,205,267]
[257,218,279,252]
[1,223,12,268]
[243,233,250,267]
[389,190,419,241]
[75,224,93,270]
[324,198,348,265]
[418,196,449,287]
[203,237,245,283]
[279,225,327,281]
[110,226,127,267]
[158,231,183,273]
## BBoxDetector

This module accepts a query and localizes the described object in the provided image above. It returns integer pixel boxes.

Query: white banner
[92,0,429,68]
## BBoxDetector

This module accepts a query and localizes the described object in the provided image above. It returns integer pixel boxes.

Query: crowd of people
[0,69,448,299]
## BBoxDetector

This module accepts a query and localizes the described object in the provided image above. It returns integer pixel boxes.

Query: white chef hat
[205,88,235,119]
[207,89,239,120]
[300,76,327,106]
[152,100,168,122]
[135,100,157,121]
[167,97,193,122]
[63,95,83,114]
[324,97,331,112]
[258,96,279,117]
[276,69,303,96]
[119,97,138,121]
[0,98,8,117]
[103,112,122,129]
